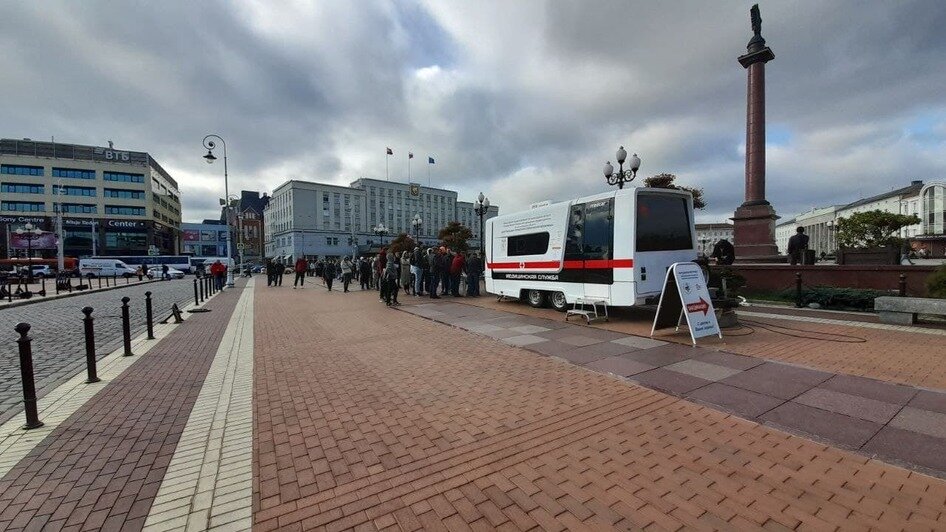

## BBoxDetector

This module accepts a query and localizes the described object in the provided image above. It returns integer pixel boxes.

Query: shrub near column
[926,265,946,299]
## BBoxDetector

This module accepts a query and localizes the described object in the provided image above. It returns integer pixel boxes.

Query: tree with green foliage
[926,264,946,299]
[387,233,416,256]
[643,173,706,209]
[835,210,921,249]
[438,221,473,253]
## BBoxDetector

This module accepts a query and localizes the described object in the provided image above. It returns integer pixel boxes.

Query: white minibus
[484,187,697,310]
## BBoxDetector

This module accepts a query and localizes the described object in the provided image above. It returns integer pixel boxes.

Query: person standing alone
[787,227,809,266]
[293,256,307,289]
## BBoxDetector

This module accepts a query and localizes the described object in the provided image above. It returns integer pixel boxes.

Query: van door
[581,199,613,301]
[634,193,694,297]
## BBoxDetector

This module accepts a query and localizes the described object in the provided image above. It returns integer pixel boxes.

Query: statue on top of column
[751,4,762,36]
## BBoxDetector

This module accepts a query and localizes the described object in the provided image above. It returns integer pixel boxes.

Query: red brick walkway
[0,284,243,531]
[253,285,946,530]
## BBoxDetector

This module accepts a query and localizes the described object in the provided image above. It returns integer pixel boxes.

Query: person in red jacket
[293,257,307,289]
[209,260,226,290]
[450,251,465,297]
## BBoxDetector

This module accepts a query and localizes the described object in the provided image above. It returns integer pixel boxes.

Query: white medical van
[78,258,138,278]
[484,187,697,310]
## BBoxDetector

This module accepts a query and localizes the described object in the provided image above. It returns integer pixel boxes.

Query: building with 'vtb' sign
[0,138,182,258]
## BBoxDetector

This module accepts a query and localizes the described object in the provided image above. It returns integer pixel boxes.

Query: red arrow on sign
[686,297,710,316]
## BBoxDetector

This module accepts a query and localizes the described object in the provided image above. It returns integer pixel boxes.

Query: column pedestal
[732,203,783,262]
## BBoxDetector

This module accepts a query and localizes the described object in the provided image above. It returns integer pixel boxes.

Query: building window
[1,201,44,212]
[1,164,43,176]
[102,188,144,199]
[54,203,97,214]
[105,232,147,250]
[54,185,96,196]
[103,171,144,183]
[105,205,146,216]
[52,168,95,179]
[1,183,44,194]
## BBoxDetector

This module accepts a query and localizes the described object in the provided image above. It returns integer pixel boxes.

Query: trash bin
[803,249,816,265]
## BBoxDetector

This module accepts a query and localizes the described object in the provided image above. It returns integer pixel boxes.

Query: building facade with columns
[776,180,927,256]
[695,223,734,255]
[0,138,181,259]
[264,178,498,260]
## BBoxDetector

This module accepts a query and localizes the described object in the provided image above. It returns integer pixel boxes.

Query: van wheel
[550,291,568,312]
[526,289,546,308]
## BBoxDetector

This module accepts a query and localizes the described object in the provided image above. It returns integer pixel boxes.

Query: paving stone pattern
[253,287,946,530]
[0,279,197,425]
[0,282,241,531]
[405,301,946,480]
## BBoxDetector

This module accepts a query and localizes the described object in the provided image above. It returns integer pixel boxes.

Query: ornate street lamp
[203,134,234,288]
[374,223,388,246]
[411,214,423,242]
[15,223,43,284]
[603,146,641,189]
[474,192,490,255]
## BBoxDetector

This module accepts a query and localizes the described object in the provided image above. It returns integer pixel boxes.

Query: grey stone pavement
[0,279,197,425]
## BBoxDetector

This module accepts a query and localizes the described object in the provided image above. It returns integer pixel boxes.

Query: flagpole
[386,153,389,181]
[427,162,431,187]
[408,154,412,183]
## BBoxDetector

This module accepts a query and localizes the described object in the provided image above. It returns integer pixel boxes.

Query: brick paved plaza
[0,280,944,530]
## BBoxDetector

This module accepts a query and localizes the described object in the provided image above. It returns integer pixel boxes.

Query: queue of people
[256,246,485,303]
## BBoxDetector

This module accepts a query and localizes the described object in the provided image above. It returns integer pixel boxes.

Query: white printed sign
[650,262,722,345]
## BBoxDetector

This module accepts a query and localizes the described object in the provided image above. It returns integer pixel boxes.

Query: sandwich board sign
[650,262,722,345]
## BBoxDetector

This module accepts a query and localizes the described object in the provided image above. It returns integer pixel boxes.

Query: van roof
[491,186,692,220]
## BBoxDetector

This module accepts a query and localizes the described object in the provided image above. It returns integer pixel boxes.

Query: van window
[636,194,692,251]
[115,262,123,268]
[508,232,550,256]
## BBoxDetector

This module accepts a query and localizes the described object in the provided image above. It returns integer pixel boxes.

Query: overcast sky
[2,1,944,224]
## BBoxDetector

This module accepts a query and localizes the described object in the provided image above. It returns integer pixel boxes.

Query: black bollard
[40,276,46,297]
[121,296,133,356]
[200,277,205,302]
[14,323,43,429]
[145,291,155,340]
[97,275,102,289]
[82,307,100,383]
[795,272,803,308]
[899,273,907,297]
[194,278,200,306]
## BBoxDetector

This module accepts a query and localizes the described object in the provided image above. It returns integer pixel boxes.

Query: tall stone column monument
[732,4,780,260]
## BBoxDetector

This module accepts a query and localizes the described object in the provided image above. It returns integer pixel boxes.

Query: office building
[265,178,498,259]
[0,138,181,258]
[182,220,228,257]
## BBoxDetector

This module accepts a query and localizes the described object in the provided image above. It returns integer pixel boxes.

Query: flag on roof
[408,152,414,159]
[386,147,393,155]
[428,156,435,164]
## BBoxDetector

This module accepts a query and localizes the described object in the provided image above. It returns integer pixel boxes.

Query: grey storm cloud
[0,0,944,223]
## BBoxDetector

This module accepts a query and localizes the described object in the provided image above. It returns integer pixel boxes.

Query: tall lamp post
[411,214,423,243]
[55,179,65,272]
[603,146,641,189]
[347,235,358,259]
[15,223,43,284]
[202,134,234,288]
[474,193,490,255]
[373,223,388,246]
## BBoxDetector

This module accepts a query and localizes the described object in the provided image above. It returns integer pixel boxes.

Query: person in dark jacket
[466,252,482,296]
[787,227,809,266]
[710,239,735,265]
[439,249,451,296]
[429,248,442,299]
[450,251,465,296]
[359,257,372,290]
[265,259,274,286]
[323,259,337,291]
[411,247,424,296]
[274,260,284,286]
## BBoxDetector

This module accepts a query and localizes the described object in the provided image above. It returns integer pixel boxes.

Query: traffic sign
[237,242,245,251]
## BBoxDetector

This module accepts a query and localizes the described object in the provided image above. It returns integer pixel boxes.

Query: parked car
[18,265,52,278]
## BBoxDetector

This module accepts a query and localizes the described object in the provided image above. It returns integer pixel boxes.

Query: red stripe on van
[487,259,634,270]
